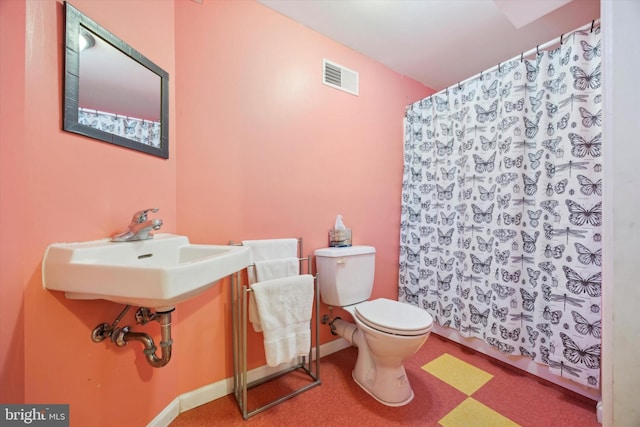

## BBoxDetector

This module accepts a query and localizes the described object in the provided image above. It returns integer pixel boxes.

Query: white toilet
[315,246,433,406]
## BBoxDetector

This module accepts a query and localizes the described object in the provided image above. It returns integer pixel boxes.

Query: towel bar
[230,238,321,419]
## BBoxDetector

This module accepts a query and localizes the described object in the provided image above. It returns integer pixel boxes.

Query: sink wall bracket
[91,305,174,368]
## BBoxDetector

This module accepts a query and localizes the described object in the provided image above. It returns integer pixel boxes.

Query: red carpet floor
[170,334,599,426]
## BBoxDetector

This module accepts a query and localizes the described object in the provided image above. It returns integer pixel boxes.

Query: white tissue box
[329,229,352,247]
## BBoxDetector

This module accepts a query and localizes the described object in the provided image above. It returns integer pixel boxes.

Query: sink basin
[42,234,250,311]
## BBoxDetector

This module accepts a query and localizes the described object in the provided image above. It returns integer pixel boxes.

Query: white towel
[249,257,301,331]
[255,257,300,282]
[250,274,314,367]
[242,238,298,262]
[242,238,299,284]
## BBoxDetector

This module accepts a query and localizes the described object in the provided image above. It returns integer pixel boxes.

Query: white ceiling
[257,0,600,90]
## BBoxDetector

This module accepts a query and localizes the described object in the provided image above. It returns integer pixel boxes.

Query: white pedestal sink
[42,234,250,311]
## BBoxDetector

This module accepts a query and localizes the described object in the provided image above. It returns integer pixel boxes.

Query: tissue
[329,214,352,247]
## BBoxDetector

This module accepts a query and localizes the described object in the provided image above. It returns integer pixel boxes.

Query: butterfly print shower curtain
[400,24,601,389]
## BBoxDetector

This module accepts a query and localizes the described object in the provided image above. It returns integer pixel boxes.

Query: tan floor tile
[439,397,521,427]
[422,352,493,395]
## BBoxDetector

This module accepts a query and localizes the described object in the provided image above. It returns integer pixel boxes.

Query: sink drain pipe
[122,309,173,368]
[104,308,174,368]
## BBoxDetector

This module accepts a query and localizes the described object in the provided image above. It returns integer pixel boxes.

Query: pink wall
[0,0,431,425]
[0,0,27,404]
[174,0,432,394]
[1,0,178,425]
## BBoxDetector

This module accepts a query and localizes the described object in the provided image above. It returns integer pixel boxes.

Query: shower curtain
[78,108,161,147]
[399,24,601,389]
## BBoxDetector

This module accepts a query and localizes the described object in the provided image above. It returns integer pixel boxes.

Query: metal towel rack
[230,238,321,419]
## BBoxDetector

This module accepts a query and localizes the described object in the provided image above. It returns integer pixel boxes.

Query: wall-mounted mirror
[64,2,169,158]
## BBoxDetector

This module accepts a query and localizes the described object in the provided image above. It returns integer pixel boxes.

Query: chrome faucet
[111,208,163,242]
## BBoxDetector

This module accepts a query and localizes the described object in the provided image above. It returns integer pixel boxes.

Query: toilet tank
[314,246,376,307]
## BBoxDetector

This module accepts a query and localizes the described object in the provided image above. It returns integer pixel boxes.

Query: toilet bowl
[315,246,432,406]
[332,298,432,406]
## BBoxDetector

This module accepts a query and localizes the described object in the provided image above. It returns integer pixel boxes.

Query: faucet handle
[131,208,159,223]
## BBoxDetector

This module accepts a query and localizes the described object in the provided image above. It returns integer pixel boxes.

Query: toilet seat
[353,298,433,336]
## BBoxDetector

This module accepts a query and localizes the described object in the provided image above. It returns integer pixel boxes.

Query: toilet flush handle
[336,257,346,264]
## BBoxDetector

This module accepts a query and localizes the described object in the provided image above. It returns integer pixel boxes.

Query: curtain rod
[428,18,601,98]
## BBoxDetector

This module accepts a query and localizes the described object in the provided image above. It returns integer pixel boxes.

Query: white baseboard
[147,338,350,427]
[147,397,179,427]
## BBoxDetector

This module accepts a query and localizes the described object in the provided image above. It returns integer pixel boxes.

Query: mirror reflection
[64,2,169,158]
[78,27,162,146]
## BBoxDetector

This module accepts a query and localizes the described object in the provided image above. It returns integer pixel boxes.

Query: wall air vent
[323,59,359,96]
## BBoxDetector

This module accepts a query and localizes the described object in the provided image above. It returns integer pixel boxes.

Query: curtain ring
[520,52,524,62]
[536,45,540,56]
[480,71,483,81]
[560,33,564,45]
[591,19,595,32]
[458,82,461,90]
[498,62,502,73]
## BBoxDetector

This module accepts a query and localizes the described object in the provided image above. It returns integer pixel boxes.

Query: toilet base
[328,316,426,407]
[351,369,415,407]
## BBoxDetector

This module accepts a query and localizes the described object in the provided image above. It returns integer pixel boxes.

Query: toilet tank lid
[314,246,376,257]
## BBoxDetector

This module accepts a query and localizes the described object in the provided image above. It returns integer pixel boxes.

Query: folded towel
[242,238,299,284]
[242,238,299,262]
[250,274,314,367]
[255,257,300,281]
[249,257,301,331]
